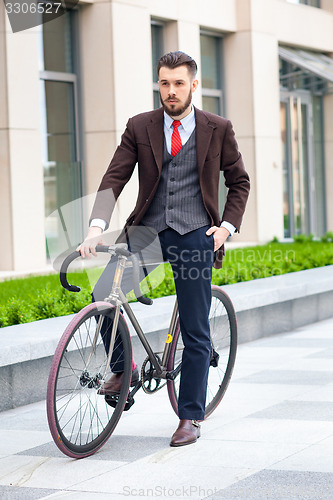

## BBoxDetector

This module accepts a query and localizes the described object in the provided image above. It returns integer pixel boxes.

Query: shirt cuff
[220,221,236,236]
[90,218,107,231]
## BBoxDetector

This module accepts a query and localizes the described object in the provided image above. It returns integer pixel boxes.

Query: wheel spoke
[47,303,132,457]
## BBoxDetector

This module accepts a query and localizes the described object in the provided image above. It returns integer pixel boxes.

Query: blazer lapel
[147,107,164,174]
[195,107,216,178]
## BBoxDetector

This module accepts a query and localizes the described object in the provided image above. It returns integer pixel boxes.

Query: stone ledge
[1,266,333,368]
[1,266,333,411]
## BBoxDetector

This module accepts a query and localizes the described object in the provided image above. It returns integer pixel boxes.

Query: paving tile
[110,410,177,438]
[205,417,333,445]
[275,357,333,372]
[0,455,124,489]
[208,469,333,499]
[270,440,333,473]
[0,485,58,499]
[250,401,333,421]
[234,370,333,385]
[17,442,70,459]
[291,383,333,402]
[0,430,51,455]
[245,334,333,349]
[19,435,170,462]
[271,443,333,472]
[138,438,309,470]
[41,492,133,499]
[307,348,333,359]
[227,382,319,401]
[68,460,257,496]
[236,346,321,363]
[0,400,48,431]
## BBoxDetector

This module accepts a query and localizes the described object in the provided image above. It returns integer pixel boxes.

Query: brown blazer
[90,106,250,268]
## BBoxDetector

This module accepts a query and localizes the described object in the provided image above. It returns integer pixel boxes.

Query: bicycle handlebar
[59,244,153,306]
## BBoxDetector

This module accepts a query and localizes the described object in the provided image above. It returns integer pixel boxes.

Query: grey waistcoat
[141,130,210,235]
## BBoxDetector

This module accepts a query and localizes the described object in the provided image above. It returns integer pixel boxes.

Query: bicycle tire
[47,301,132,458]
[167,285,237,418]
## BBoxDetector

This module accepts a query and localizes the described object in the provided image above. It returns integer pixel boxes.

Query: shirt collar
[164,106,195,131]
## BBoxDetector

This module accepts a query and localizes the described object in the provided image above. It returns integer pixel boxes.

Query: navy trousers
[93,225,215,420]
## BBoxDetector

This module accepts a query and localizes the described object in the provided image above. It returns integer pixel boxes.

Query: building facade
[1,0,333,271]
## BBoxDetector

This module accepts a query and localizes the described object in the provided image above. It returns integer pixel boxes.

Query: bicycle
[47,243,238,458]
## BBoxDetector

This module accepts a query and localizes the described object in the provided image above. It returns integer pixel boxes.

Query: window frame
[151,19,165,109]
[200,30,225,117]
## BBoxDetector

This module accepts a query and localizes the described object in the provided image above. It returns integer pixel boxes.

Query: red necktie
[171,120,182,157]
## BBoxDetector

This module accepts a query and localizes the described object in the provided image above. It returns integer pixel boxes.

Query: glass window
[43,80,76,163]
[39,7,83,257]
[200,33,223,116]
[280,91,326,238]
[312,96,326,235]
[286,0,320,7]
[200,32,226,214]
[41,12,73,72]
[281,101,291,237]
[201,35,221,90]
[151,21,164,109]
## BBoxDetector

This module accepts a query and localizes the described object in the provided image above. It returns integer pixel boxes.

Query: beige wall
[224,0,283,243]
[275,0,333,51]
[321,0,333,14]
[0,11,45,271]
[0,6,13,270]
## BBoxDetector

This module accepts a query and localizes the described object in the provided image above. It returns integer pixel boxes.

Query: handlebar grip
[129,253,153,306]
[95,245,111,253]
[60,246,111,292]
[60,251,82,292]
[59,244,153,305]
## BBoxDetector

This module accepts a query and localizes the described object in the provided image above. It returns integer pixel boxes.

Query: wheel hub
[79,371,102,389]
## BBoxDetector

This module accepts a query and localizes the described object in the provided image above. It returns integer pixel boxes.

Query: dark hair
[157,51,197,80]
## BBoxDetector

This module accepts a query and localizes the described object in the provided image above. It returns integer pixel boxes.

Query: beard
[160,89,192,117]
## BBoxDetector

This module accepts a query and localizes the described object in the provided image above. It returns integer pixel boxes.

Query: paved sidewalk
[1,318,333,499]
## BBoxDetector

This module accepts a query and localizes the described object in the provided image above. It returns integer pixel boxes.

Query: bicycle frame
[102,252,180,382]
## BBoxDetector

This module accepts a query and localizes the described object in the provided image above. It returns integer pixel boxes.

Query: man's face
[158,65,198,118]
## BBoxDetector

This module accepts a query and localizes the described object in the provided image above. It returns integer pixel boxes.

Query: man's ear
[192,79,199,93]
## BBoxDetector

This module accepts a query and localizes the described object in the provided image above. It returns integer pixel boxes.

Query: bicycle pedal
[124,396,135,411]
[104,394,135,411]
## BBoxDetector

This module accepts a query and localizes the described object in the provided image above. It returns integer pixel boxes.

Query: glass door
[280,91,314,237]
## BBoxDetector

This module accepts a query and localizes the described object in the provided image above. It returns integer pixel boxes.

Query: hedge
[1,234,332,327]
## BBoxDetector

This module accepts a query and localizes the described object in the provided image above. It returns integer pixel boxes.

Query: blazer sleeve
[89,118,138,229]
[220,120,250,232]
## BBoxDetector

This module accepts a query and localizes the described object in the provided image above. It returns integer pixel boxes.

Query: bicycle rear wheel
[47,301,132,458]
[167,285,237,418]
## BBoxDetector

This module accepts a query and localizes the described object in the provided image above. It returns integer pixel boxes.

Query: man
[78,51,250,447]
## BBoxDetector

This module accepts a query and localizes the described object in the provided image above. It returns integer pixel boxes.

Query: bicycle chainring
[141,354,166,394]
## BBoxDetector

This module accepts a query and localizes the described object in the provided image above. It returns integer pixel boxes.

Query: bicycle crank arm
[165,364,182,381]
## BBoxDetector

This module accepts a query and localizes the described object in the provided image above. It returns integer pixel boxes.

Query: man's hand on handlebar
[76,226,104,258]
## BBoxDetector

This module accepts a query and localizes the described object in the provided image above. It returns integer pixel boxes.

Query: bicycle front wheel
[47,301,132,458]
[167,285,237,418]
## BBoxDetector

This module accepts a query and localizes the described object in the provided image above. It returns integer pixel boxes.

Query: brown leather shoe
[170,419,201,447]
[98,367,139,395]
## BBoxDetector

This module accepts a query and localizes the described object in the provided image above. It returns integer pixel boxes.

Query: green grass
[1,237,332,327]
